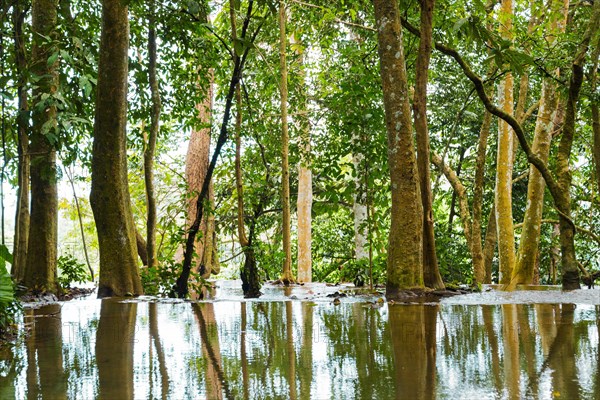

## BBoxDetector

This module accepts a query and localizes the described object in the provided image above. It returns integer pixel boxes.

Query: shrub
[57,254,90,288]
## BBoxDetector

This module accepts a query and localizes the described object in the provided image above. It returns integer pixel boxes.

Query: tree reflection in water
[2,298,599,399]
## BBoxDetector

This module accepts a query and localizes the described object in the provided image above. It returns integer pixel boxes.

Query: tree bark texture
[374,0,424,296]
[295,36,312,283]
[472,111,492,284]
[511,0,568,289]
[91,0,143,297]
[279,0,294,284]
[11,2,30,282]
[144,10,161,268]
[413,0,444,290]
[22,0,59,293]
[495,0,516,285]
[555,1,599,289]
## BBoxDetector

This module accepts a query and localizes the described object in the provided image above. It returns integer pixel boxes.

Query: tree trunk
[511,0,568,289]
[495,0,516,285]
[472,111,492,284]
[591,35,600,196]
[178,9,215,277]
[414,0,444,290]
[483,205,497,283]
[374,0,424,296]
[231,0,261,298]
[174,2,258,298]
[555,0,599,289]
[11,1,30,282]
[352,143,368,262]
[144,7,161,268]
[295,35,312,284]
[279,0,294,284]
[91,0,143,297]
[23,0,59,293]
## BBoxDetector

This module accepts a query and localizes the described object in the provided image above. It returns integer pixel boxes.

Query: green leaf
[47,52,59,67]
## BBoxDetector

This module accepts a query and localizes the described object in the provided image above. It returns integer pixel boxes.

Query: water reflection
[1,299,599,399]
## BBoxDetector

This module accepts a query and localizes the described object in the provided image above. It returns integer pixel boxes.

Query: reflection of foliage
[57,254,91,288]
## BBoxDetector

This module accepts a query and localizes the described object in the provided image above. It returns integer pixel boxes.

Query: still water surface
[1,283,599,399]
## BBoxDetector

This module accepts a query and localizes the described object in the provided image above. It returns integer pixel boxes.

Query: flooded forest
[0,0,599,399]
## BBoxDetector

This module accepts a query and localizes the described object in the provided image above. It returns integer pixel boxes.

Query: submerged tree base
[240,249,262,298]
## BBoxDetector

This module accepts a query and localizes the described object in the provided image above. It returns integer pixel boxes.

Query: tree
[22,0,59,293]
[511,0,568,287]
[413,0,444,290]
[278,0,294,285]
[10,0,29,283]
[373,0,424,296]
[144,1,161,269]
[294,33,312,284]
[494,0,516,284]
[91,0,143,297]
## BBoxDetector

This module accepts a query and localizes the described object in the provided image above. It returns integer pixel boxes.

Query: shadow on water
[1,288,599,399]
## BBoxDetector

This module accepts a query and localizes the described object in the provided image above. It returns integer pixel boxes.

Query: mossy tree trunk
[512,0,568,288]
[495,0,516,284]
[413,0,444,290]
[22,0,59,293]
[592,36,600,195]
[374,0,424,297]
[279,0,294,284]
[11,1,30,283]
[91,0,142,297]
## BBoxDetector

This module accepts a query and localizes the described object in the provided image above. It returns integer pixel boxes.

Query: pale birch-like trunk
[495,0,516,284]
[352,145,368,261]
[374,0,424,296]
[295,35,312,283]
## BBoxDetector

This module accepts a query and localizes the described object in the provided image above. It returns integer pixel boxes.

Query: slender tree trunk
[65,167,94,280]
[591,35,600,196]
[472,111,492,284]
[91,0,143,297]
[231,0,261,298]
[178,7,216,276]
[295,35,312,284]
[447,147,465,232]
[279,0,294,284]
[174,1,258,298]
[374,0,424,296]
[556,1,599,289]
[511,0,568,289]
[144,7,161,268]
[483,205,497,283]
[352,140,368,262]
[414,0,444,290]
[23,0,59,293]
[11,2,29,282]
[495,0,516,285]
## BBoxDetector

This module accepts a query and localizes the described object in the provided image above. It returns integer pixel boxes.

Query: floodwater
[0,282,599,400]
